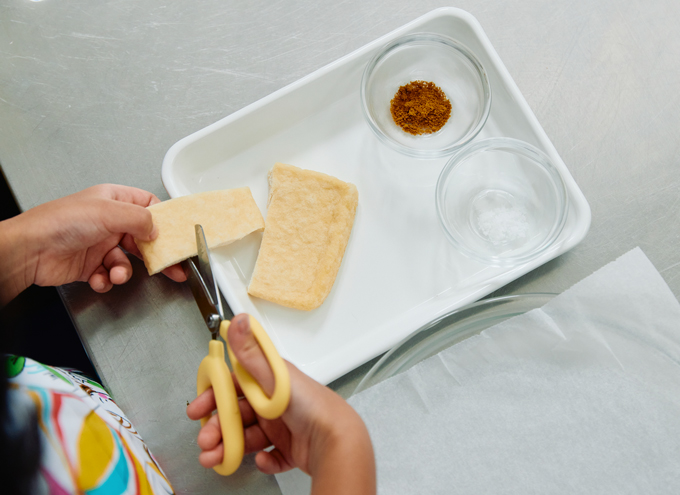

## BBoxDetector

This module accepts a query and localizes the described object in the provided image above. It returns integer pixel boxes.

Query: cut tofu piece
[248,163,358,311]
[135,188,264,275]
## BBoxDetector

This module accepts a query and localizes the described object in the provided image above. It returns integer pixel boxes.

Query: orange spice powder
[390,80,452,135]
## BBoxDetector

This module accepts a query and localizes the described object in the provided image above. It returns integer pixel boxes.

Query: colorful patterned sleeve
[6,356,174,495]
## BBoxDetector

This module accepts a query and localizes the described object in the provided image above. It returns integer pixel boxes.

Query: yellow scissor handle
[220,315,291,420]
[196,340,243,476]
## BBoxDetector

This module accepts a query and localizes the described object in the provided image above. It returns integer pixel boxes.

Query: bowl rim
[435,137,569,266]
[353,292,558,394]
[360,32,492,158]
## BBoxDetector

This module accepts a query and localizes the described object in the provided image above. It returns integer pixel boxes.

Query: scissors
[184,224,291,476]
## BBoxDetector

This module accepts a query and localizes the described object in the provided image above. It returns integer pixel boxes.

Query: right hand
[186,314,376,494]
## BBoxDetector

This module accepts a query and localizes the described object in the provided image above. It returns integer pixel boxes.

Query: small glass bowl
[436,138,568,266]
[361,33,491,158]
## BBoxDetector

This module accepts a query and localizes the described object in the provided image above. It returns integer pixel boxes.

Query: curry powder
[390,80,451,135]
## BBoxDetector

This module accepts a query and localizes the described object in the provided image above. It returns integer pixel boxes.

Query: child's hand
[0,184,185,305]
[186,314,376,495]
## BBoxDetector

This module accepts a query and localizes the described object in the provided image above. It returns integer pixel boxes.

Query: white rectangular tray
[162,7,591,385]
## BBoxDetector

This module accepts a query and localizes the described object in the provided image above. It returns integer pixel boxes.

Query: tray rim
[161,7,592,384]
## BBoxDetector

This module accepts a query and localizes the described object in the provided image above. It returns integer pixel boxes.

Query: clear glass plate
[354,293,555,393]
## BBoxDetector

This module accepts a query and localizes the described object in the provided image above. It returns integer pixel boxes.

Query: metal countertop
[2,0,679,493]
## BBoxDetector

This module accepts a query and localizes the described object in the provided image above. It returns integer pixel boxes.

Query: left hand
[0,184,186,304]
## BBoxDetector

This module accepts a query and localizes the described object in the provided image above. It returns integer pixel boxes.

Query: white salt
[476,206,528,245]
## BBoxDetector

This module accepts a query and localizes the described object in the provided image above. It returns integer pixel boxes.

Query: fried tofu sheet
[248,163,358,311]
[135,188,264,275]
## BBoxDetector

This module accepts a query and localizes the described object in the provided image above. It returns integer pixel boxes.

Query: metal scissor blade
[182,257,221,336]
[195,225,218,307]
[194,224,234,321]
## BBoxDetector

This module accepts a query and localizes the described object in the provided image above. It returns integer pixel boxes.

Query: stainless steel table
[2,0,679,493]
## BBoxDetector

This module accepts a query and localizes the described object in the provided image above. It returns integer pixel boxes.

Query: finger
[161,263,187,282]
[227,314,276,396]
[244,424,272,454]
[197,414,222,451]
[187,389,255,420]
[120,233,143,258]
[233,372,244,397]
[187,388,217,421]
[120,232,187,283]
[92,183,163,208]
[103,247,133,285]
[239,397,257,427]
[198,442,224,469]
[255,449,294,475]
[95,199,158,241]
[88,265,113,293]
[192,399,259,450]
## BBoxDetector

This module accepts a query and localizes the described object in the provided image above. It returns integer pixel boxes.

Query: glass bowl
[361,33,491,158]
[354,293,555,394]
[436,138,568,266]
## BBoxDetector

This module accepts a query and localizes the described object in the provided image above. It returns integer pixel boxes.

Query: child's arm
[186,314,376,495]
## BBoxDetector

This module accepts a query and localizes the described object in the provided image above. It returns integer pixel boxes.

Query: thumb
[227,314,276,397]
[97,199,158,241]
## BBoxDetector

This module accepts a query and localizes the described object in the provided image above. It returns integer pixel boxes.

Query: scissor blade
[182,257,221,335]
[195,225,218,308]
[195,224,234,321]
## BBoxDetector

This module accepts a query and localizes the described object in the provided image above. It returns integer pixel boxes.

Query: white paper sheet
[276,248,680,493]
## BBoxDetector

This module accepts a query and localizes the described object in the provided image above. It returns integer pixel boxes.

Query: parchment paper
[276,248,680,493]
